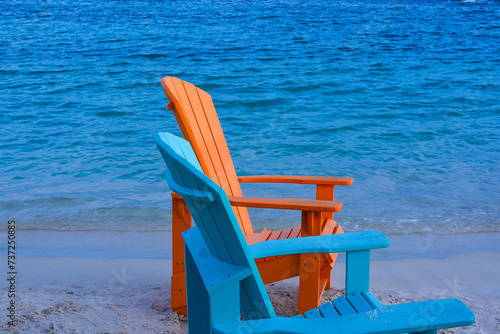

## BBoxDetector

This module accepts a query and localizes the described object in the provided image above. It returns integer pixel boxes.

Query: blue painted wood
[185,245,211,334]
[154,132,475,334]
[249,231,389,259]
[185,238,243,334]
[302,291,376,318]
[332,296,356,316]
[361,291,383,309]
[303,308,322,319]
[210,284,240,329]
[155,133,276,321]
[213,299,475,334]
[156,132,203,171]
[183,227,252,296]
[346,250,370,295]
[318,302,340,318]
[292,314,305,319]
[185,179,274,320]
[165,168,216,202]
[346,292,372,313]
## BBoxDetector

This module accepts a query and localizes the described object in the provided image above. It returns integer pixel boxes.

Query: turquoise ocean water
[1,0,499,235]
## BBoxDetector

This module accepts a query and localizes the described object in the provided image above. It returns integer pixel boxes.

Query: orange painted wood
[320,218,339,290]
[246,228,272,245]
[333,224,344,236]
[252,226,295,264]
[263,230,282,261]
[162,77,254,235]
[289,224,302,239]
[238,175,353,186]
[266,227,294,263]
[321,225,344,277]
[172,198,191,274]
[197,87,242,194]
[299,210,322,313]
[321,219,338,270]
[183,82,232,191]
[170,197,192,316]
[321,218,338,270]
[314,182,336,291]
[301,210,322,236]
[227,196,342,212]
[278,226,294,240]
[251,223,341,295]
[267,230,282,241]
[258,254,300,283]
[248,228,273,263]
[316,185,335,222]
[321,218,338,236]
[171,272,187,313]
[171,192,182,200]
[161,77,353,316]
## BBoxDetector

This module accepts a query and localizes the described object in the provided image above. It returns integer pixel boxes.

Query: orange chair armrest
[227,196,342,212]
[237,175,353,186]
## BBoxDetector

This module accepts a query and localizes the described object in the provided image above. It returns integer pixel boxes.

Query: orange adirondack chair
[162,77,353,315]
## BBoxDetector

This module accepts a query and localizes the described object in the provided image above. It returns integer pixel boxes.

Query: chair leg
[171,272,187,315]
[185,246,211,333]
[171,197,192,316]
[315,185,336,293]
[323,253,332,291]
[299,252,322,314]
[298,210,323,314]
[325,275,332,290]
[185,241,241,334]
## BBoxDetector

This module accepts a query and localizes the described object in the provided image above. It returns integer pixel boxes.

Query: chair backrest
[161,77,254,235]
[154,132,275,320]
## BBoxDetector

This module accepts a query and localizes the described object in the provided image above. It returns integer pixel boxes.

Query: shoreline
[2,229,498,260]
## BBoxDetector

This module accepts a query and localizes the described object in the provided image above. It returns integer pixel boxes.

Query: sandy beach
[1,231,498,333]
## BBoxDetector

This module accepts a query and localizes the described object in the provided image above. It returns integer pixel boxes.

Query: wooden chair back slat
[162,77,254,235]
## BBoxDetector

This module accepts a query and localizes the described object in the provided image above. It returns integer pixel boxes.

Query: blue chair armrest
[249,231,390,259]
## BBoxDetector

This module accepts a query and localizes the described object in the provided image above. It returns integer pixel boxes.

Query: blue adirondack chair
[154,132,475,334]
